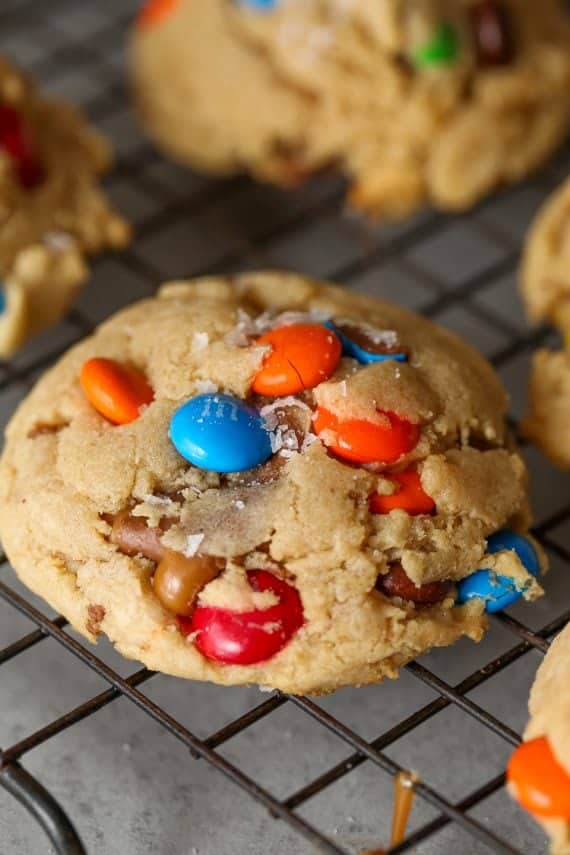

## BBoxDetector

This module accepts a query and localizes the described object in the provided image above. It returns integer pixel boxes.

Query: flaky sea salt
[184,533,205,558]
[234,499,246,510]
[192,331,209,353]
[43,231,74,251]
[225,307,332,346]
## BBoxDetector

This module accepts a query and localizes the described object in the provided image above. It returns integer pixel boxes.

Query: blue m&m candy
[169,393,273,473]
[325,320,407,366]
[237,0,278,9]
[456,530,540,614]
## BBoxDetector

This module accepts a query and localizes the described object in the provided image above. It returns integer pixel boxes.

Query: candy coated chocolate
[508,737,570,819]
[325,321,407,365]
[412,22,459,68]
[237,0,278,8]
[188,569,304,665]
[471,1,513,67]
[456,530,539,612]
[169,393,273,473]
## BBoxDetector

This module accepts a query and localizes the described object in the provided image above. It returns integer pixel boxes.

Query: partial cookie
[0,55,131,357]
[521,178,570,468]
[131,0,570,217]
[508,622,570,854]
[0,274,543,694]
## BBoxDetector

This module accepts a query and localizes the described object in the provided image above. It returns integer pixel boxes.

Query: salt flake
[184,533,205,558]
[192,332,209,353]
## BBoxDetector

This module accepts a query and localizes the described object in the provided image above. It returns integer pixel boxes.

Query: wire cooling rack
[0,2,570,854]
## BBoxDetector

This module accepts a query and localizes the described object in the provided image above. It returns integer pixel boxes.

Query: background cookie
[521,178,570,469]
[508,622,570,854]
[0,274,542,695]
[130,0,570,217]
[0,55,131,357]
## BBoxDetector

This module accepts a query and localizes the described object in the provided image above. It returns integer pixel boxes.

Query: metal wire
[0,3,569,854]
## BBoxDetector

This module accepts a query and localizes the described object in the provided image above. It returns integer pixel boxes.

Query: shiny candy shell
[252,323,341,397]
[186,569,304,665]
[80,358,154,425]
[412,22,459,68]
[169,393,273,473]
[137,0,179,27]
[325,321,407,365]
[236,0,278,8]
[313,406,420,465]
[507,737,570,820]
[455,530,540,613]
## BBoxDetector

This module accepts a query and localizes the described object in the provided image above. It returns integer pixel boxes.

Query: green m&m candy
[412,22,459,68]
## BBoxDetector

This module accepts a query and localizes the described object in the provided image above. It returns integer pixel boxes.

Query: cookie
[130,0,570,217]
[0,55,131,357]
[0,274,543,694]
[520,179,570,469]
[508,622,570,854]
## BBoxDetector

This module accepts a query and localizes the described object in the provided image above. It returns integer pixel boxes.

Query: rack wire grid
[0,2,569,854]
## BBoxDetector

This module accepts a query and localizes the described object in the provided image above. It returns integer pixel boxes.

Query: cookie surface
[0,55,131,356]
[0,274,541,694]
[510,624,570,854]
[130,0,570,217]
[521,178,570,468]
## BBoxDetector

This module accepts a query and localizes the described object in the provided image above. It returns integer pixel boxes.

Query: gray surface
[0,2,569,854]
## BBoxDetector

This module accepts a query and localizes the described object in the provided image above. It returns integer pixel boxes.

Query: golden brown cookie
[508,622,570,854]
[520,179,570,468]
[0,274,543,694]
[130,0,570,217]
[0,55,131,357]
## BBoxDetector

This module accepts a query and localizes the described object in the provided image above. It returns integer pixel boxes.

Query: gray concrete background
[0,1,569,853]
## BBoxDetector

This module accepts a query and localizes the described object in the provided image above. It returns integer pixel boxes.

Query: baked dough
[522,623,570,854]
[520,179,570,468]
[0,274,540,694]
[0,55,131,356]
[131,0,570,217]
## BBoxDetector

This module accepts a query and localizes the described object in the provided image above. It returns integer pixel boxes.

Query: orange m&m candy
[137,0,178,28]
[507,737,570,819]
[370,468,435,515]
[313,406,420,465]
[80,358,154,425]
[252,324,341,397]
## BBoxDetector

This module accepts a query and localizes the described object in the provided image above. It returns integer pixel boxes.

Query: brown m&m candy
[471,1,514,67]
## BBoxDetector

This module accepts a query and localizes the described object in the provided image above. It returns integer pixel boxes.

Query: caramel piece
[153,548,224,616]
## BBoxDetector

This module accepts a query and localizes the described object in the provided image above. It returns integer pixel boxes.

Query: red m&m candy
[313,406,420,465]
[507,737,570,819]
[369,468,435,515]
[252,324,341,397]
[186,570,304,665]
[80,358,154,425]
[0,104,44,190]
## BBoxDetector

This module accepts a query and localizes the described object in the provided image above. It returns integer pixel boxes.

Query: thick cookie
[508,622,570,854]
[0,274,542,694]
[130,0,570,217]
[0,55,131,357]
[521,179,570,468]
